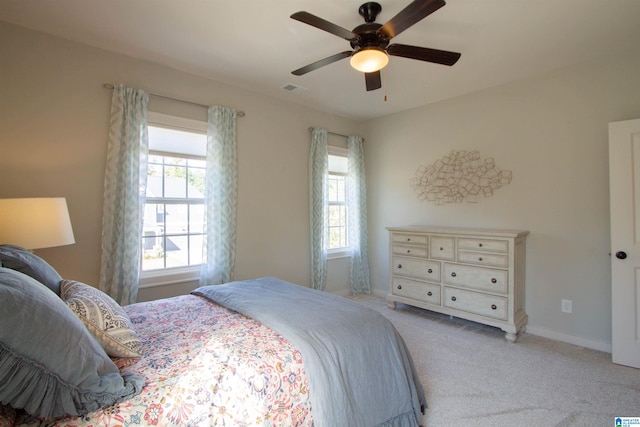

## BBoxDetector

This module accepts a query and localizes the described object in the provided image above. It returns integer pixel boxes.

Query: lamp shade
[350,48,389,73]
[0,198,75,249]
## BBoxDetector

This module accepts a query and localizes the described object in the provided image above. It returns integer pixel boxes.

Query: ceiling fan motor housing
[359,2,382,22]
[350,23,389,51]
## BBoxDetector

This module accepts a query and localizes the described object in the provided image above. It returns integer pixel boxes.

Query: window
[328,146,349,255]
[141,113,207,279]
[310,131,369,291]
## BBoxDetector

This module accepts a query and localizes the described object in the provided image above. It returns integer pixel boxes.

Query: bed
[0,247,425,427]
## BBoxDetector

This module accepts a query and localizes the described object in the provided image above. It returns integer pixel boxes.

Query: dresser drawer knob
[451,296,457,302]
[406,249,411,253]
[479,243,483,247]
[397,285,402,290]
[491,278,497,284]
[478,257,483,261]
[439,247,444,251]
[397,264,402,269]
[491,304,497,310]
[406,238,411,242]
[451,272,457,277]
[427,268,433,273]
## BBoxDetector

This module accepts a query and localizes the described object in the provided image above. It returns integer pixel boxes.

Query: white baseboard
[372,289,387,298]
[525,326,611,353]
[332,288,389,298]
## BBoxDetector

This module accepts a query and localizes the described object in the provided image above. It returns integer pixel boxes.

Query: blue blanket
[192,277,425,427]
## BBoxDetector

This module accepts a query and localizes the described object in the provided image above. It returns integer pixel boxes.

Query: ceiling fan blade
[292,51,353,76]
[387,43,461,66]
[365,71,382,91]
[291,11,358,41]
[378,0,446,39]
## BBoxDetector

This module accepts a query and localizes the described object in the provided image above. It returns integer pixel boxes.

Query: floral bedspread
[2,295,313,426]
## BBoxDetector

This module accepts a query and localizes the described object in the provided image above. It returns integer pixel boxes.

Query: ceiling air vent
[281,83,308,94]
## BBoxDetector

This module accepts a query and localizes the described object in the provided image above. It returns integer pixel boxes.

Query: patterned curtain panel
[309,128,329,290]
[347,136,371,294]
[200,106,238,286]
[99,85,149,305]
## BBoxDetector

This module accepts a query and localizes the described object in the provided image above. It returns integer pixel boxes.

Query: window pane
[142,203,165,271]
[337,178,346,201]
[146,164,163,197]
[188,158,206,168]
[329,226,347,249]
[328,177,337,201]
[164,166,187,198]
[164,204,189,234]
[148,154,164,164]
[328,174,345,202]
[328,204,347,249]
[329,205,343,226]
[187,166,206,199]
[189,204,206,232]
[163,156,185,166]
[165,235,189,268]
[142,235,164,270]
[189,234,204,265]
[143,203,165,235]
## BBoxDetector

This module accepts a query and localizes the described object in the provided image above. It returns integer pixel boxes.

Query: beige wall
[0,22,362,299]
[364,54,640,350]
[4,20,640,350]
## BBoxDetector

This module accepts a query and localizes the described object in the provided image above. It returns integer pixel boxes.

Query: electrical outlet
[561,299,573,314]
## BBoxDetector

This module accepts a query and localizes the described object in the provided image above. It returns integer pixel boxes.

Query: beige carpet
[349,294,640,427]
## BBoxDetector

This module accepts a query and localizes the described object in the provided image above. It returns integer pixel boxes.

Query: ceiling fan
[290,0,461,91]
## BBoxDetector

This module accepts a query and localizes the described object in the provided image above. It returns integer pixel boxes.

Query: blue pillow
[0,267,144,419]
[0,245,63,295]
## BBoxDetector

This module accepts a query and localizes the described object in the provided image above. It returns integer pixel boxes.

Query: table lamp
[0,197,75,250]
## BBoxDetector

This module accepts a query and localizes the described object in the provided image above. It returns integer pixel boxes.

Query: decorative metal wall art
[411,150,512,205]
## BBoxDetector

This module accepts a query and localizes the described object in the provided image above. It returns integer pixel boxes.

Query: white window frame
[327,145,352,260]
[139,112,207,288]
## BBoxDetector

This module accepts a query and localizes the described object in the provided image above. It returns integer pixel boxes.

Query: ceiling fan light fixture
[350,48,389,73]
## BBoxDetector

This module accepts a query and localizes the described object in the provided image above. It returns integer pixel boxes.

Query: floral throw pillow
[61,279,142,358]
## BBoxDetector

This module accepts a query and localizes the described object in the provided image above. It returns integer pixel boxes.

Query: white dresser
[387,226,528,342]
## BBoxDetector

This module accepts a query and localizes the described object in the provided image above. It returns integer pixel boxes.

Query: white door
[609,118,640,368]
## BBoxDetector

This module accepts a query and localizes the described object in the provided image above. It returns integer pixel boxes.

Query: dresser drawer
[392,233,428,245]
[457,251,509,268]
[458,238,508,253]
[393,256,441,282]
[443,287,507,320]
[392,244,428,258]
[443,263,508,294]
[429,236,455,260]
[392,277,441,305]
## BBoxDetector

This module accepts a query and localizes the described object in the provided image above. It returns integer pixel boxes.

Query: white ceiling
[2,0,640,120]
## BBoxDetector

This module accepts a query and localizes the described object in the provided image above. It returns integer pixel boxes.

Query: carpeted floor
[349,294,640,427]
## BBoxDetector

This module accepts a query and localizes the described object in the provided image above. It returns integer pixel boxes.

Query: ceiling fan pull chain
[383,68,388,102]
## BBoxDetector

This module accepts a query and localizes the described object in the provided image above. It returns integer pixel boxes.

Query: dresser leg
[504,331,518,343]
[388,300,397,310]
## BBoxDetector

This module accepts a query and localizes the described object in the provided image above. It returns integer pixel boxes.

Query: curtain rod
[308,127,364,141]
[103,83,245,117]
